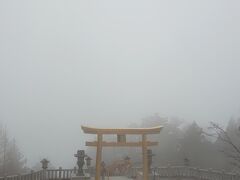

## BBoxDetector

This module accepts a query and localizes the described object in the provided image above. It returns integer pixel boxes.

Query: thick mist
[0,0,240,168]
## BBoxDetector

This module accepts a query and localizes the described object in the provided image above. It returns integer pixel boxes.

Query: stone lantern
[74,150,87,176]
[147,149,154,172]
[184,157,190,166]
[41,159,49,170]
[85,156,92,167]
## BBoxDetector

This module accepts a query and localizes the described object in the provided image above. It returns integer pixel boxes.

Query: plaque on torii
[81,126,163,180]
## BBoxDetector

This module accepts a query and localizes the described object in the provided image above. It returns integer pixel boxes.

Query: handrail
[130,166,240,180]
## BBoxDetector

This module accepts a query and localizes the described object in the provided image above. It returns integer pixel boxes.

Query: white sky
[0,0,240,168]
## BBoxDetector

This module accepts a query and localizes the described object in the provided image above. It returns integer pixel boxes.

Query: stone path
[97,177,131,180]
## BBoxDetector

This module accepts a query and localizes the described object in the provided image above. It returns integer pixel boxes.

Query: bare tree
[207,121,240,168]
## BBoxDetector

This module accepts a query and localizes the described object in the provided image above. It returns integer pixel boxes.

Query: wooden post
[59,167,62,179]
[31,171,34,180]
[142,134,148,180]
[95,134,103,180]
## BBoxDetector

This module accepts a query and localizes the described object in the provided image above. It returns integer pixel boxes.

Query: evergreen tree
[0,125,26,176]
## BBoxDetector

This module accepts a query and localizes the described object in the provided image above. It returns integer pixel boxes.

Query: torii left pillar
[95,134,102,180]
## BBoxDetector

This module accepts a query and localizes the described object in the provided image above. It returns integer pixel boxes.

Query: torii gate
[81,126,163,180]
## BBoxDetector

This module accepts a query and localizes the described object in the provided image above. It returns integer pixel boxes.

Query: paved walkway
[100,177,131,180]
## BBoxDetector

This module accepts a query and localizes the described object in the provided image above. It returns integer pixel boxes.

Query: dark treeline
[87,114,240,173]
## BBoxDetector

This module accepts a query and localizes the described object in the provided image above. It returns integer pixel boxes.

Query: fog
[0,0,240,169]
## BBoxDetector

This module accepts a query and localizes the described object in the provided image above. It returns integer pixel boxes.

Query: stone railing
[0,171,45,180]
[129,166,240,180]
[2,166,240,180]
[0,167,79,180]
[45,168,77,179]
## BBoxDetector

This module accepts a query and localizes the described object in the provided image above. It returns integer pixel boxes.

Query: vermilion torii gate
[81,126,163,180]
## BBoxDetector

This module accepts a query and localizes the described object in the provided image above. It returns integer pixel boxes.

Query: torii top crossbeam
[81,125,163,134]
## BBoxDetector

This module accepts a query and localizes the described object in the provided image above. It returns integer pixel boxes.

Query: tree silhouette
[207,119,240,169]
[0,125,26,176]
